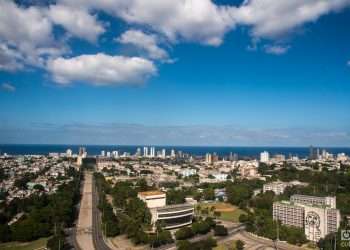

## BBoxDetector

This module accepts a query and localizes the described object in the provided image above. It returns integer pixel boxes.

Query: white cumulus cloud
[0,0,66,70]
[117,29,168,60]
[47,53,157,86]
[58,0,237,46]
[233,0,350,38]
[47,4,105,43]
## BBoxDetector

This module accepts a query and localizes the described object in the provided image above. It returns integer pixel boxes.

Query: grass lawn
[214,240,237,250]
[198,202,246,223]
[0,237,49,250]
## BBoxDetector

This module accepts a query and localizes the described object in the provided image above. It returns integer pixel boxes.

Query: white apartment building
[181,168,197,177]
[205,153,212,164]
[66,149,72,157]
[150,147,156,158]
[263,181,289,195]
[112,151,119,158]
[303,204,340,242]
[273,201,304,228]
[171,149,176,158]
[212,173,228,181]
[161,149,166,159]
[260,151,270,163]
[143,147,148,157]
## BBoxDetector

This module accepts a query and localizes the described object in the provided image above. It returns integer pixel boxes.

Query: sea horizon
[1,144,350,158]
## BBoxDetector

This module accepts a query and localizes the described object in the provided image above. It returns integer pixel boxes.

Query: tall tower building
[205,153,212,164]
[66,149,72,157]
[79,147,86,157]
[260,151,270,163]
[112,151,119,158]
[171,149,176,158]
[150,147,155,158]
[143,147,148,157]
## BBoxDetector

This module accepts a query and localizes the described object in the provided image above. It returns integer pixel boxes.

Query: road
[91,172,112,250]
[223,231,303,250]
[76,172,95,250]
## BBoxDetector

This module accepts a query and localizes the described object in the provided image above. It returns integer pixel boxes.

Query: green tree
[175,227,194,240]
[236,240,245,250]
[214,225,228,236]
[203,188,215,201]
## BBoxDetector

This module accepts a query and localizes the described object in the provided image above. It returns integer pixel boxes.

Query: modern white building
[112,151,119,158]
[181,168,197,177]
[138,191,166,208]
[260,151,270,163]
[150,147,156,158]
[143,147,148,157]
[205,153,212,164]
[273,201,304,228]
[66,149,72,157]
[212,173,228,181]
[138,191,194,230]
[161,149,166,159]
[263,181,289,195]
[303,204,339,242]
[273,195,340,242]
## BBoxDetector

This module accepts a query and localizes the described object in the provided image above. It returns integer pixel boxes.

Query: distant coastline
[1,144,350,157]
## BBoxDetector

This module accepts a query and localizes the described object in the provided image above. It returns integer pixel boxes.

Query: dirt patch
[212,203,236,212]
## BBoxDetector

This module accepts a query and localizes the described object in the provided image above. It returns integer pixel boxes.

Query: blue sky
[0,0,350,146]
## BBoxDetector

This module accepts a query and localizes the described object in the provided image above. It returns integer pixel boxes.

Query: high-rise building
[136,147,141,156]
[161,149,166,159]
[112,151,119,158]
[260,151,270,163]
[205,153,212,164]
[66,149,72,157]
[101,150,105,157]
[79,147,86,157]
[171,149,176,158]
[150,147,155,158]
[143,147,148,157]
[106,151,111,157]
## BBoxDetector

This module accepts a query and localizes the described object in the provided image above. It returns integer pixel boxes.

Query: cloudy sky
[0,0,350,146]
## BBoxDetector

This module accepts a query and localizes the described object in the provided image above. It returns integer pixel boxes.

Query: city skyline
[1,0,350,146]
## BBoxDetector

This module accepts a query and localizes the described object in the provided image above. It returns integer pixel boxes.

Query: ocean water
[1,144,350,158]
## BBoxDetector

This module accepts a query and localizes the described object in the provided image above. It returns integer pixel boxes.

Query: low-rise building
[138,191,194,230]
[263,181,289,195]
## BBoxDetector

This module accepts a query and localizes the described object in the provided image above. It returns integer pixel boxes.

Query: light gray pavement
[76,172,95,250]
